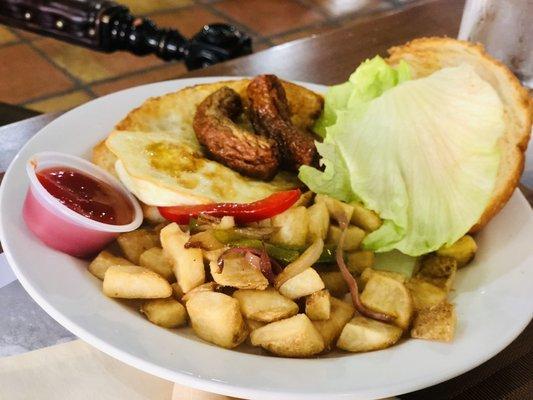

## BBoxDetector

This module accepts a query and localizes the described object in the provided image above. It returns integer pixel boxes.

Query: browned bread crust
[387,37,532,232]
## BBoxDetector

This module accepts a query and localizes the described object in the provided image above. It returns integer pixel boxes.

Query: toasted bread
[387,37,532,231]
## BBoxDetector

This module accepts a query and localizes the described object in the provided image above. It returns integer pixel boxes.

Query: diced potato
[203,248,227,263]
[345,251,374,275]
[270,206,309,247]
[275,238,323,288]
[188,230,224,251]
[250,314,325,357]
[292,190,314,208]
[337,316,403,352]
[181,282,219,302]
[312,297,354,349]
[360,274,413,330]
[349,202,382,232]
[139,247,174,282]
[420,255,457,277]
[327,225,365,251]
[88,250,133,280]
[319,271,349,298]
[436,235,477,268]
[360,268,406,286]
[246,318,266,332]
[141,298,187,328]
[406,278,447,311]
[315,194,354,224]
[160,223,205,293]
[307,202,329,241]
[305,289,331,321]
[171,282,184,300]
[411,302,456,342]
[233,288,298,322]
[141,204,166,225]
[210,257,269,290]
[186,292,248,349]
[417,256,457,293]
[117,229,160,264]
[278,268,325,299]
[103,265,172,299]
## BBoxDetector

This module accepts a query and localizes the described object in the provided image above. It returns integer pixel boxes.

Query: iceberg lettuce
[299,58,504,256]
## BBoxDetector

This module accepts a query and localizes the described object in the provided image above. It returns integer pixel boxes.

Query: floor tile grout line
[0,40,21,50]
[9,29,92,97]
[20,87,90,109]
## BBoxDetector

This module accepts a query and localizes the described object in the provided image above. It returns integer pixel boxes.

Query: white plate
[1,77,532,400]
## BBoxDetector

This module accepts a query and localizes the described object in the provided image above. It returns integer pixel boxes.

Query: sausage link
[193,87,280,180]
[247,75,318,171]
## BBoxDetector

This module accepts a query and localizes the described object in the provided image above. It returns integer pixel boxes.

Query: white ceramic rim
[26,151,143,233]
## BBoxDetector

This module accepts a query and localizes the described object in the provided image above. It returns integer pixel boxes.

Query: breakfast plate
[0,76,532,400]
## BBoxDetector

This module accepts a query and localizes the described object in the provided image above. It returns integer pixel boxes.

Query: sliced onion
[218,246,276,284]
[335,214,394,323]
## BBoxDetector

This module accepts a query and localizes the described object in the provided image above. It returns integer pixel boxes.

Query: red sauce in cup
[36,167,134,225]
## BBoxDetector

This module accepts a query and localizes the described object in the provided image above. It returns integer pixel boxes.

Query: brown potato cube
[417,256,457,293]
[270,206,309,247]
[345,251,375,275]
[307,202,329,241]
[171,282,184,300]
[250,314,325,357]
[305,289,331,321]
[139,247,174,282]
[436,235,477,268]
[160,223,205,293]
[411,302,456,342]
[406,278,447,311]
[349,202,382,232]
[361,273,413,330]
[103,265,172,299]
[88,250,133,280]
[315,194,354,223]
[186,292,248,349]
[117,229,159,264]
[360,268,406,288]
[141,298,187,328]
[327,225,365,251]
[319,271,349,298]
[278,268,325,299]
[210,257,269,290]
[337,316,402,352]
[246,318,266,332]
[312,297,355,350]
[181,282,219,302]
[233,288,298,322]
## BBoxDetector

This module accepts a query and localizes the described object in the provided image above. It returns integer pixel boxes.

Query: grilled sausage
[247,75,318,171]
[193,87,280,180]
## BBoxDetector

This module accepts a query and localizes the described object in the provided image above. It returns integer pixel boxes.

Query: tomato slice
[158,189,301,224]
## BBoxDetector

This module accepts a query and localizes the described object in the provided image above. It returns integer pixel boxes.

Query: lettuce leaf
[300,62,504,256]
[314,56,411,137]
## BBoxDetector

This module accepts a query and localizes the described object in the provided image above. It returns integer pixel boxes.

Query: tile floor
[0,0,422,113]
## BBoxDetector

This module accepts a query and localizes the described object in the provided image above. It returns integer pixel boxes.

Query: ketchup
[37,167,134,225]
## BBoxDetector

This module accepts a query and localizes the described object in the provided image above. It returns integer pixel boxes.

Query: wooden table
[0,0,531,398]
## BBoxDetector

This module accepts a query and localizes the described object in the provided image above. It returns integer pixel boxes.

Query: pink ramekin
[23,152,143,258]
